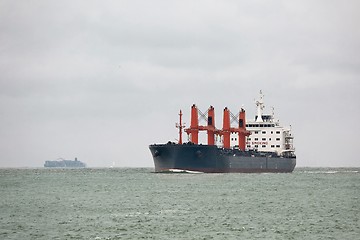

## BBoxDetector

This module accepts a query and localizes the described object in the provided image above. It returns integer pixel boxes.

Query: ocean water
[0,168,359,240]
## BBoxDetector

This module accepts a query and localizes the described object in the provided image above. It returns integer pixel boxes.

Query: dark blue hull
[149,143,296,173]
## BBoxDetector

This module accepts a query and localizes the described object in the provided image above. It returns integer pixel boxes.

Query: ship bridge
[230,91,295,156]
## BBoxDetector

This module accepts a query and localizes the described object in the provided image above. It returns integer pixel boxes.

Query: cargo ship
[44,158,86,168]
[149,91,296,173]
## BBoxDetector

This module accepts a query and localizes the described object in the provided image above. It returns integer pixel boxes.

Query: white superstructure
[230,91,295,156]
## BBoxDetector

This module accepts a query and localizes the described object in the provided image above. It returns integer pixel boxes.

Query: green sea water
[0,168,359,240]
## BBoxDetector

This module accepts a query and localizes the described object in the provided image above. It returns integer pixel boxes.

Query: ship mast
[255,90,265,122]
[176,110,185,144]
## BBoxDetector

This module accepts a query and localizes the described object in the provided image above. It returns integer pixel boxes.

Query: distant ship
[149,91,296,173]
[44,158,86,168]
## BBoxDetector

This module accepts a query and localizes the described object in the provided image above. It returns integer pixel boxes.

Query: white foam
[168,169,204,174]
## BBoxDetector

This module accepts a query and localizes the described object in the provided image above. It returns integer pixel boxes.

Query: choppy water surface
[0,168,359,239]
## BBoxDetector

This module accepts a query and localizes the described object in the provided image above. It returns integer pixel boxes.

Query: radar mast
[255,90,265,122]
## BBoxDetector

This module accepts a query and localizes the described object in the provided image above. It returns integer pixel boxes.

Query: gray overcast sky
[0,0,359,168]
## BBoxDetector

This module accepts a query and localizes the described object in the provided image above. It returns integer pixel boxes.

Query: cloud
[0,0,359,167]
